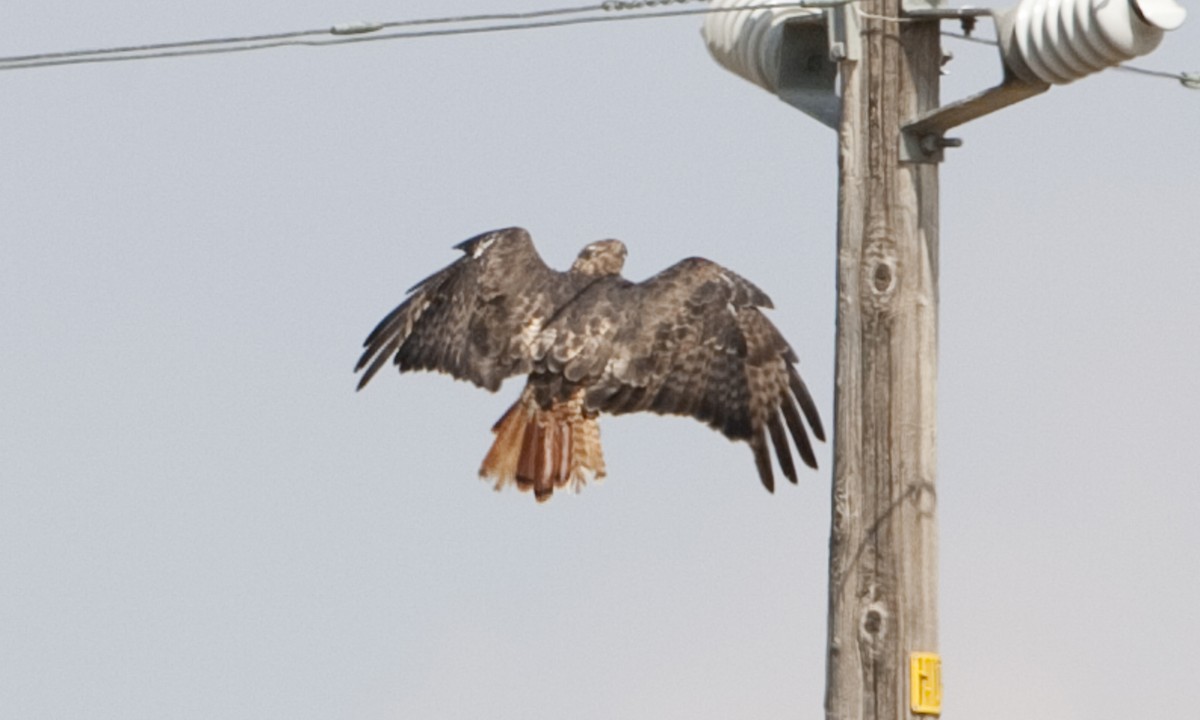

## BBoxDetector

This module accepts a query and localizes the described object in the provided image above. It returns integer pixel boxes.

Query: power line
[0,0,1193,89]
[0,2,618,66]
[0,1,827,71]
[1114,62,1200,88]
[940,30,1199,89]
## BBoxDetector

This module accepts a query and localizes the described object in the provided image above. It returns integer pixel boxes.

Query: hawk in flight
[356,227,824,501]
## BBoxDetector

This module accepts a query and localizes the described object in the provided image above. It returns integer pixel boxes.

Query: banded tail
[479,386,606,502]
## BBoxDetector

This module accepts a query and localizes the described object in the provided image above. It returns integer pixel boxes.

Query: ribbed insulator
[1002,0,1187,85]
[702,0,821,93]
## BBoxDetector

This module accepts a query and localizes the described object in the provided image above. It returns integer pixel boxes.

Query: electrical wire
[0,0,1192,90]
[940,30,1199,89]
[0,1,829,72]
[0,2,621,66]
[1113,62,1200,88]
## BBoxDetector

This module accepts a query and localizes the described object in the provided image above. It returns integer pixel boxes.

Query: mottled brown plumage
[356,226,824,500]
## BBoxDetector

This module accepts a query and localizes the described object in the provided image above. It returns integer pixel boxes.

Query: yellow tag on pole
[909,652,942,716]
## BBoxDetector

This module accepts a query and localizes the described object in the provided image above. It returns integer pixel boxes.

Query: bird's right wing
[355,227,572,392]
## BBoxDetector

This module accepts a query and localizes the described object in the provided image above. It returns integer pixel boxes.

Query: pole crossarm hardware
[902,0,1186,161]
[702,1,1187,719]
[705,0,1188,162]
[900,70,1049,163]
[896,5,1049,163]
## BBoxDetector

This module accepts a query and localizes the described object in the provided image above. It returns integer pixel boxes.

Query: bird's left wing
[542,257,824,491]
[355,227,575,392]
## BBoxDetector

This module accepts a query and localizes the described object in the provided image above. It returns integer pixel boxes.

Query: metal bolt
[920,135,963,154]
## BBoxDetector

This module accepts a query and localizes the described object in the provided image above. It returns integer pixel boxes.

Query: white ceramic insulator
[1003,0,1187,85]
[702,0,820,93]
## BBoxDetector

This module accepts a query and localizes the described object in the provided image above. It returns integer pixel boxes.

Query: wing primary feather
[359,268,453,356]
[781,392,818,469]
[766,412,798,485]
[788,365,825,442]
[750,432,775,493]
[358,305,405,356]
[356,337,401,391]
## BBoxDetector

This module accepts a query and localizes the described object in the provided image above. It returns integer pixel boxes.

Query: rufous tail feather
[479,386,606,502]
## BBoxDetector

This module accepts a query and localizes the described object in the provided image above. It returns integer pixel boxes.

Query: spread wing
[538,257,824,491]
[355,227,578,392]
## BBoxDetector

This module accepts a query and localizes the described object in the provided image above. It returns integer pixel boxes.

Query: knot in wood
[861,238,898,313]
[872,261,894,294]
[859,601,889,646]
[863,608,883,634]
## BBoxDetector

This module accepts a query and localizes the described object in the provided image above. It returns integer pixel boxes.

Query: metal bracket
[768,3,1052,148]
[901,71,1049,162]
[775,16,842,129]
[827,3,861,64]
[899,6,1051,163]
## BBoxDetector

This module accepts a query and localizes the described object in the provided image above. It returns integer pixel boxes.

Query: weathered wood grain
[825,5,940,719]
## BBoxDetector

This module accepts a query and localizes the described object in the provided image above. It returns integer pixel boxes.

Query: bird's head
[571,239,627,277]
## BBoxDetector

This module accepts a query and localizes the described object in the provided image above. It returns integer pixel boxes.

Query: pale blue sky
[2,2,1197,719]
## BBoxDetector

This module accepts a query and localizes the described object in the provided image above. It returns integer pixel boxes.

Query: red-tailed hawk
[356,227,824,501]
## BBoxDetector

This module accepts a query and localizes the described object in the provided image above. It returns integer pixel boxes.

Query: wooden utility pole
[824,3,941,720]
[703,2,1186,717]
